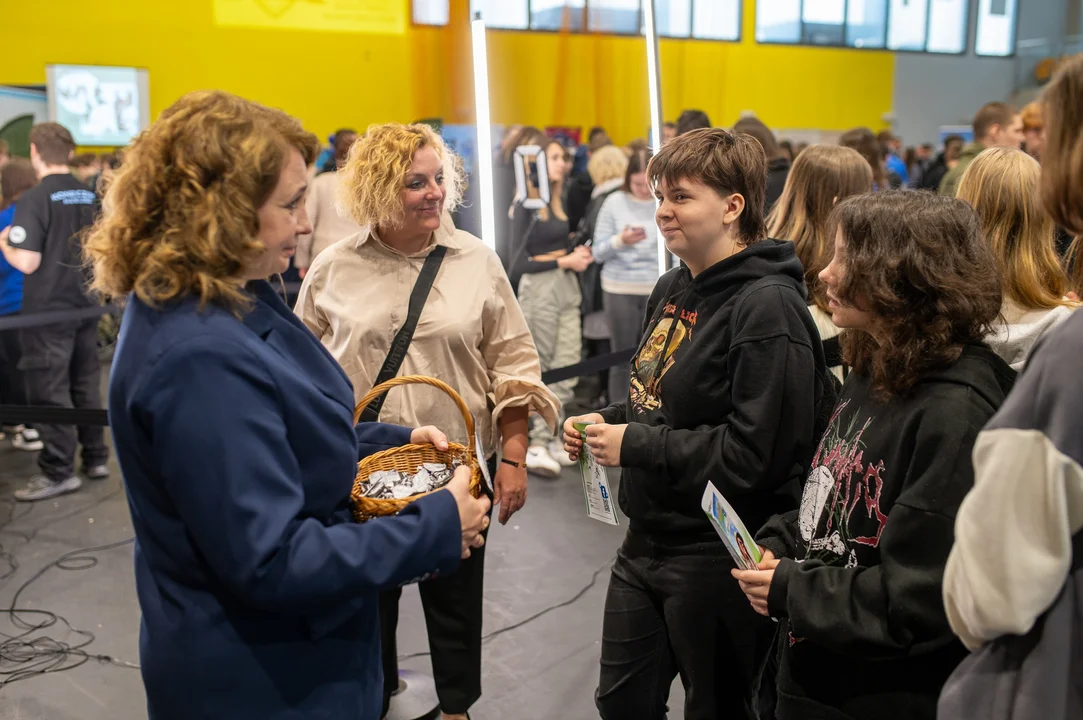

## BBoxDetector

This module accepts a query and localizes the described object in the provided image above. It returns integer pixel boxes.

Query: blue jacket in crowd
[0,205,24,316]
[108,280,463,720]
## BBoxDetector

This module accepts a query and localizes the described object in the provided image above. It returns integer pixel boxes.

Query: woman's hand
[410,426,450,452]
[557,245,594,273]
[620,225,648,246]
[446,466,491,559]
[583,423,627,467]
[563,413,604,462]
[731,549,781,617]
[493,460,527,525]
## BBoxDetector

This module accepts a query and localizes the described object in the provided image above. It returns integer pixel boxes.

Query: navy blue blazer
[108,281,462,720]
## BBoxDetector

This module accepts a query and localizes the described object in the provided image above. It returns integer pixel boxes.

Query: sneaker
[525,446,561,478]
[84,465,110,481]
[14,475,82,502]
[20,427,39,442]
[548,439,577,467]
[12,430,43,452]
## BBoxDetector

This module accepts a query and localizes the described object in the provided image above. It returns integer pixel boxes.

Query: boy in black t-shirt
[0,123,108,501]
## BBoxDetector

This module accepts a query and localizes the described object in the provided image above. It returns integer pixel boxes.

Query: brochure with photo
[701,481,762,570]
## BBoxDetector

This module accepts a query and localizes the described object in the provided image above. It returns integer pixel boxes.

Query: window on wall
[532,0,587,30]
[975,0,1017,56]
[414,0,449,25]
[415,0,740,40]
[756,0,967,53]
[470,0,529,29]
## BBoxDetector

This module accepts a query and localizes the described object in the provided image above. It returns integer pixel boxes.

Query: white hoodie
[986,300,1076,371]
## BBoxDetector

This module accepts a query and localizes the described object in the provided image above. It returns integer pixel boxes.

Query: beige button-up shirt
[295,221,559,458]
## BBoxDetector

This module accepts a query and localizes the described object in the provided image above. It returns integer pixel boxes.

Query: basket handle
[353,375,476,457]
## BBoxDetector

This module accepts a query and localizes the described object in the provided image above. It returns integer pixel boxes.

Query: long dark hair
[621,148,652,193]
[831,191,1002,400]
[839,127,886,190]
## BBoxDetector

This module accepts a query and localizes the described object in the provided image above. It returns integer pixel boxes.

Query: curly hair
[767,145,872,311]
[831,191,1002,401]
[84,90,320,312]
[338,123,464,229]
[956,147,1072,309]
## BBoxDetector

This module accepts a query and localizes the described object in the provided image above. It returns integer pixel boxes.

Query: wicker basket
[351,375,482,522]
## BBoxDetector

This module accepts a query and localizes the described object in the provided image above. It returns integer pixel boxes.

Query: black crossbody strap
[358,245,447,423]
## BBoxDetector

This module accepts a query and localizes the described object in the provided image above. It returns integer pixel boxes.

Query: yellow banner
[213,0,406,35]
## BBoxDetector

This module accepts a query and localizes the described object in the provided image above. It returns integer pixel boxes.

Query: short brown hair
[70,152,98,168]
[831,191,1001,400]
[29,123,76,165]
[676,109,711,136]
[973,102,1017,141]
[648,127,767,244]
[84,90,320,312]
[1041,54,1083,291]
[1,158,38,209]
[733,117,782,160]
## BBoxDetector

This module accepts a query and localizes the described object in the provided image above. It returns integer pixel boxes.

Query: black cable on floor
[0,536,140,687]
[396,556,614,662]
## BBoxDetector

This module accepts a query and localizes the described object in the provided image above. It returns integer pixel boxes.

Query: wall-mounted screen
[46,65,150,147]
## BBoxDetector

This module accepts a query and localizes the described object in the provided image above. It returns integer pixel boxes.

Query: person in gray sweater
[591,149,660,403]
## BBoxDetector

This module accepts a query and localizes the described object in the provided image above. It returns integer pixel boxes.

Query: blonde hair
[85,90,320,312]
[338,123,464,229]
[957,147,1071,309]
[1041,53,1083,292]
[587,145,629,186]
[767,145,873,310]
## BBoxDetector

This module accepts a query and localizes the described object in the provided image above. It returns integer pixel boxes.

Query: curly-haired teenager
[735,191,1015,720]
[85,91,492,720]
[295,122,558,720]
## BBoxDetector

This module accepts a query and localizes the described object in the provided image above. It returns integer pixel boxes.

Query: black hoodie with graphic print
[756,344,1016,720]
[599,239,828,541]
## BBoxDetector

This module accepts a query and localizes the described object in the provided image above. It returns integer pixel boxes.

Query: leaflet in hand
[701,481,762,570]
[574,421,619,526]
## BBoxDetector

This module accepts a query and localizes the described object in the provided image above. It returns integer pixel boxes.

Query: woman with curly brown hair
[86,90,490,720]
[736,191,1015,720]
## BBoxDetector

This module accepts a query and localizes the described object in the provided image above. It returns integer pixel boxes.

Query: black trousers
[0,326,28,407]
[596,530,776,720]
[18,319,108,481]
[380,457,496,717]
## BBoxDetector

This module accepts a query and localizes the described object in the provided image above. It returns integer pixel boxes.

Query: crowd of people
[0,50,1080,720]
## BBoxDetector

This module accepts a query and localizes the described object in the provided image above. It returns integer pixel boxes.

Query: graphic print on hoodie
[598,239,829,539]
[758,344,1016,720]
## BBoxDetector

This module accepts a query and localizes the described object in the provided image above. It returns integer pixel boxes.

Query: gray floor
[0,428,685,719]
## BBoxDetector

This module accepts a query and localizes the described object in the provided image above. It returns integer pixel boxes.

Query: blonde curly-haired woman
[296,122,558,720]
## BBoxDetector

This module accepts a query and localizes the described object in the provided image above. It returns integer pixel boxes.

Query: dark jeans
[380,457,496,716]
[596,530,775,720]
[19,319,108,481]
[603,292,650,405]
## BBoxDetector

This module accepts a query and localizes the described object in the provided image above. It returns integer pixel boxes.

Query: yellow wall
[4,0,894,146]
